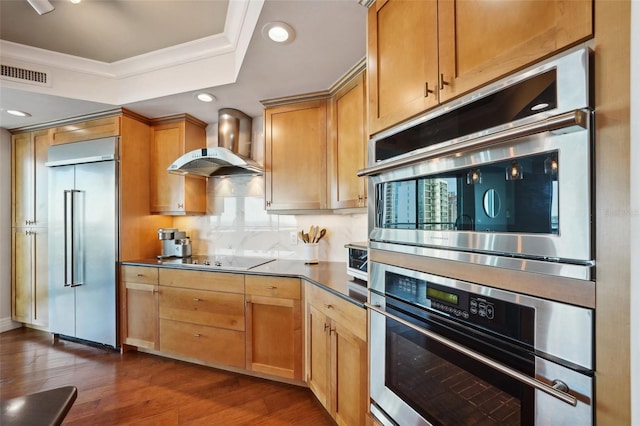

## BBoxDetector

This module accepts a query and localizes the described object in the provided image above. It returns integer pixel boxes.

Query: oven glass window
[385,305,535,426]
[377,151,559,234]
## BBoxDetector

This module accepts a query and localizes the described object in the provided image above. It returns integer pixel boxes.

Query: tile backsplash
[173,175,368,262]
[173,116,368,262]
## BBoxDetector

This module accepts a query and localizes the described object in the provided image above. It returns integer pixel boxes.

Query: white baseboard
[0,317,22,333]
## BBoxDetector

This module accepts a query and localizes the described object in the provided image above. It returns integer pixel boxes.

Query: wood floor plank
[0,328,334,425]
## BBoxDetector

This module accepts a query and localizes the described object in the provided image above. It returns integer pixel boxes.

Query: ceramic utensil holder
[303,243,319,264]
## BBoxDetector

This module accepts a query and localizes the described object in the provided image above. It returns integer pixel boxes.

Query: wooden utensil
[309,225,317,243]
[314,228,326,243]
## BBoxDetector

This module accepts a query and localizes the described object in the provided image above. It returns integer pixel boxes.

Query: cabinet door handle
[193,298,201,302]
[194,333,201,337]
[178,203,184,209]
[439,73,450,90]
[324,304,333,309]
[324,323,330,332]
[424,81,434,97]
[329,327,336,335]
[266,201,272,207]
[267,286,277,290]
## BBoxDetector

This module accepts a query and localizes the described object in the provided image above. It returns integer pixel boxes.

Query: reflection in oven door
[368,291,593,426]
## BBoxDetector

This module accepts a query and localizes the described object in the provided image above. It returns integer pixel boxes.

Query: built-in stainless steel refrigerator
[46,137,119,348]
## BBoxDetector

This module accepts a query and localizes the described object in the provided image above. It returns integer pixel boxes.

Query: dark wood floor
[0,328,335,425]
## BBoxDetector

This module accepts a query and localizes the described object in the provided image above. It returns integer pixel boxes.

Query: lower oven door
[368,293,593,426]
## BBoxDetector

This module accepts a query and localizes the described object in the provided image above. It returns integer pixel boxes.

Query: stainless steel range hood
[168,108,263,177]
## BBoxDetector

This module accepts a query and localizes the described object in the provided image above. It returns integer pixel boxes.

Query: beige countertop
[121,258,368,307]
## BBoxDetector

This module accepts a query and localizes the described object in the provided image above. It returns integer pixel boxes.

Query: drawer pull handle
[324,304,333,309]
[136,274,144,277]
[267,286,277,290]
[193,298,201,302]
[194,333,201,337]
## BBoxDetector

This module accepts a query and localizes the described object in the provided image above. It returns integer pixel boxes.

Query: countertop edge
[120,259,368,308]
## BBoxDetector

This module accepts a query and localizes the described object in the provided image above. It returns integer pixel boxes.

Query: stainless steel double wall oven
[361,48,595,425]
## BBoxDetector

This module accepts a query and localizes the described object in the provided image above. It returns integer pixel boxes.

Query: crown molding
[0,0,261,80]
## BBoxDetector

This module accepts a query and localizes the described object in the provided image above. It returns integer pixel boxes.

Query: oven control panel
[426,283,498,323]
[384,270,534,344]
[470,298,495,319]
[429,297,495,320]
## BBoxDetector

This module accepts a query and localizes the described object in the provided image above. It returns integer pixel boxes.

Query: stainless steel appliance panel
[369,121,592,265]
[73,161,117,347]
[370,262,593,369]
[369,288,593,425]
[48,165,76,338]
[48,137,118,348]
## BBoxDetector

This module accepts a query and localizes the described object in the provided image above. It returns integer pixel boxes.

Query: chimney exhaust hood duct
[167,108,263,177]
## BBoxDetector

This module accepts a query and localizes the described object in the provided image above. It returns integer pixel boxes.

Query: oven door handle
[365,302,578,407]
[358,109,588,177]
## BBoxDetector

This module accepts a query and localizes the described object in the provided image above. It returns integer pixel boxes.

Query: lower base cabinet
[159,318,245,368]
[121,266,159,349]
[120,266,368,423]
[245,275,303,380]
[12,227,48,327]
[158,269,246,368]
[306,283,368,426]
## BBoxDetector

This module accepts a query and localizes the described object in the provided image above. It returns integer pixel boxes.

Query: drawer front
[159,319,245,368]
[306,283,366,341]
[122,266,159,285]
[159,269,244,293]
[245,275,301,300]
[159,287,245,331]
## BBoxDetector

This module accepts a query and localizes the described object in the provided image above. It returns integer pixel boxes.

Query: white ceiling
[0,0,367,130]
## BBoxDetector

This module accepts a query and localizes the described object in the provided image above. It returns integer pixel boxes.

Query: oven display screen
[427,287,459,305]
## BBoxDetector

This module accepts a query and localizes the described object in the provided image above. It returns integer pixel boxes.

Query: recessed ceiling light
[530,102,550,111]
[70,0,81,4]
[262,22,296,44]
[196,93,216,103]
[6,110,32,117]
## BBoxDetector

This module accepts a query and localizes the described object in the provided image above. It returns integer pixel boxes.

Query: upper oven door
[370,120,592,263]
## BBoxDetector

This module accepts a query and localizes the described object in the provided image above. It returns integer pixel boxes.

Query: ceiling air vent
[1,64,50,86]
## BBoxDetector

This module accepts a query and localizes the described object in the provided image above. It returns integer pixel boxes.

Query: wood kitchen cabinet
[150,114,207,215]
[158,269,246,368]
[11,129,50,327]
[306,283,368,426]
[329,69,368,209]
[245,275,303,381]
[11,228,48,327]
[120,266,159,350]
[264,99,328,211]
[12,130,49,228]
[49,116,120,146]
[367,0,593,135]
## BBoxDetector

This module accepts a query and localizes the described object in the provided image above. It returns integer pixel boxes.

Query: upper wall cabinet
[329,70,368,209]
[150,114,207,215]
[12,130,49,228]
[263,65,367,213]
[50,116,120,145]
[367,0,593,135]
[264,99,329,211]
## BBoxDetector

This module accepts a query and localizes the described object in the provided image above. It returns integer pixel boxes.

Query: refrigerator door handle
[64,189,82,287]
[63,190,72,287]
